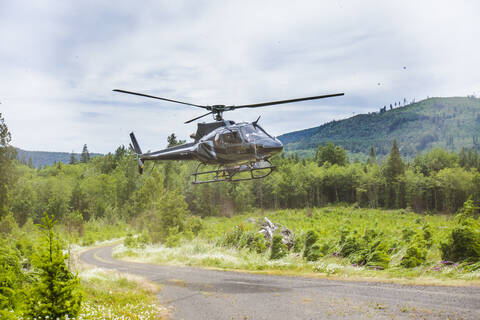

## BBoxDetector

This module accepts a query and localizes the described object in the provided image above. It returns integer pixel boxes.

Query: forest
[280,96,480,159]
[1,111,480,318]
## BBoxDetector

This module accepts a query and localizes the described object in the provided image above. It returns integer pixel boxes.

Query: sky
[1,0,479,153]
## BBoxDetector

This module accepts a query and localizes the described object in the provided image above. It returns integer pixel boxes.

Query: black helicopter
[114,89,344,184]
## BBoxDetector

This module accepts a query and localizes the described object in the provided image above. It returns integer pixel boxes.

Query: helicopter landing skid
[192,160,275,184]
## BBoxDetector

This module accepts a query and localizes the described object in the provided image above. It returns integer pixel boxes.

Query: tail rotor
[129,132,144,174]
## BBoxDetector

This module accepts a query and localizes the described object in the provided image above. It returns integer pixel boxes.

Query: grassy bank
[114,206,480,285]
[77,268,169,319]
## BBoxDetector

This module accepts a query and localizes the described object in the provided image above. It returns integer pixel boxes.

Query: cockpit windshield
[241,125,271,142]
[220,130,243,144]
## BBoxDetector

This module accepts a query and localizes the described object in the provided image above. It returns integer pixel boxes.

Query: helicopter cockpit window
[241,126,269,142]
[220,130,242,144]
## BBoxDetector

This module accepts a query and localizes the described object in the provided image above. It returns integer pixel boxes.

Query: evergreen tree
[27,157,33,168]
[384,139,405,208]
[25,212,82,319]
[385,139,404,179]
[459,147,467,168]
[0,113,17,218]
[80,144,90,163]
[69,151,76,164]
[367,147,376,165]
[167,133,186,148]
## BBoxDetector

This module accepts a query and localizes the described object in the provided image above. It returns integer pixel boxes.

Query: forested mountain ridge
[278,96,480,158]
[16,148,102,168]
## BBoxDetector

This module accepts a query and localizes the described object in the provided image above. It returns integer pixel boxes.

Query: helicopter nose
[264,139,283,155]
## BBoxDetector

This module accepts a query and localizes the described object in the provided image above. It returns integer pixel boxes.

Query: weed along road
[81,245,480,320]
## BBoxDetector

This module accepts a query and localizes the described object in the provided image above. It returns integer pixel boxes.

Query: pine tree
[367,147,376,165]
[167,133,186,148]
[385,139,404,179]
[384,139,405,208]
[69,151,76,164]
[25,212,82,319]
[81,144,90,163]
[0,113,17,218]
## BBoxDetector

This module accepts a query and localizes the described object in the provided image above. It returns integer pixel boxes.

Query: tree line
[2,112,480,228]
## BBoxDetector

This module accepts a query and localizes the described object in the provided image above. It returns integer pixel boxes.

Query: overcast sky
[1,1,479,153]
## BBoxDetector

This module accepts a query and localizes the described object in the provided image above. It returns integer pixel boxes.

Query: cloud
[0,0,479,153]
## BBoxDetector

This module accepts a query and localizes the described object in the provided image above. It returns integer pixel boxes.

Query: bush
[306,243,322,262]
[339,235,361,257]
[124,232,151,249]
[165,226,182,248]
[185,215,203,236]
[367,249,390,269]
[220,225,245,248]
[270,235,288,260]
[422,223,433,247]
[0,240,23,313]
[124,233,136,248]
[303,230,319,259]
[365,240,390,269]
[401,244,426,268]
[402,228,416,242]
[337,229,390,268]
[250,233,267,254]
[441,218,480,262]
[292,234,304,253]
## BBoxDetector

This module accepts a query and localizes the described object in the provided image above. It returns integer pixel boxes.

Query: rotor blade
[184,111,214,124]
[113,89,207,109]
[231,93,345,109]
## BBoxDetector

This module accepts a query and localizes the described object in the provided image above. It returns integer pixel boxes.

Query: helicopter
[114,89,344,184]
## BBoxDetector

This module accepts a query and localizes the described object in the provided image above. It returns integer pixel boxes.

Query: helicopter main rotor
[113,89,344,123]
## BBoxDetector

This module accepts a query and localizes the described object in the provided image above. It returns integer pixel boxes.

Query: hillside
[278,96,480,158]
[16,149,102,168]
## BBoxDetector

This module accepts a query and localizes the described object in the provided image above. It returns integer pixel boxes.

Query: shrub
[441,218,480,262]
[270,235,287,260]
[0,240,23,313]
[401,244,426,268]
[165,226,182,248]
[124,233,135,248]
[292,234,304,253]
[339,235,361,257]
[402,228,416,242]
[185,215,203,236]
[306,243,322,262]
[366,240,390,269]
[367,250,390,269]
[250,233,267,254]
[220,225,245,248]
[303,230,319,258]
[338,229,391,268]
[422,223,433,247]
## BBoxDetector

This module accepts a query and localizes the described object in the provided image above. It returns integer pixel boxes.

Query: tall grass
[115,206,480,283]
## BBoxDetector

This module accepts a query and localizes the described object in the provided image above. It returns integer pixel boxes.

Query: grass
[114,206,480,285]
[77,268,169,319]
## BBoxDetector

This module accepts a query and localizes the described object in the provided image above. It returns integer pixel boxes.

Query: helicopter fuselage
[137,121,283,166]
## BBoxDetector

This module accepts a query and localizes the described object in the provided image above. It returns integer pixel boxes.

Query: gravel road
[80,245,480,320]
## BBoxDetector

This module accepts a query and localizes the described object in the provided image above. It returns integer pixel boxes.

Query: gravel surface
[80,245,480,320]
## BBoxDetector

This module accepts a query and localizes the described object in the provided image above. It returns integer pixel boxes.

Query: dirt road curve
[80,246,480,320]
